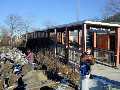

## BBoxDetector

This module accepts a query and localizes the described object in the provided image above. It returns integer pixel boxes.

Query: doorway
[110,35,115,51]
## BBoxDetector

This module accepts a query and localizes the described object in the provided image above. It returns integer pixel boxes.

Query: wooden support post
[78,30,82,49]
[93,32,97,58]
[62,32,64,44]
[65,27,68,48]
[65,27,69,64]
[68,30,70,47]
[93,32,96,48]
[59,32,61,43]
[108,35,110,50]
[60,32,61,43]
[115,28,120,66]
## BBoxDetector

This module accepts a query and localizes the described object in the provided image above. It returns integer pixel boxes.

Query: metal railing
[94,48,115,66]
[103,85,120,90]
[57,44,66,57]
[56,44,82,72]
[88,83,120,90]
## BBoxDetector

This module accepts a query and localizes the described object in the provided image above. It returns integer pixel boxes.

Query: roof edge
[84,20,120,27]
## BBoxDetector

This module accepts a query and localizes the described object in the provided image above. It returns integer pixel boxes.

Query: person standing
[26,50,34,63]
[80,52,90,90]
[26,49,34,69]
[79,48,95,90]
[86,48,95,73]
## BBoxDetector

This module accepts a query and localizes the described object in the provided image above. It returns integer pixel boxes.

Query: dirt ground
[0,48,79,90]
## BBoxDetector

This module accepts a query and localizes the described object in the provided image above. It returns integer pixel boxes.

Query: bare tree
[5,15,23,46]
[103,0,120,18]
[0,26,10,46]
[5,14,32,47]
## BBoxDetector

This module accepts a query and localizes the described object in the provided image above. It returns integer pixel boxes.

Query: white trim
[84,21,120,27]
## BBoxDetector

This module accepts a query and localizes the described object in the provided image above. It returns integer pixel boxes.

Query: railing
[56,44,82,72]
[57,44,66,57]
[88,82,120,90]
[94,48,115,66]
[68,47,82,64]
[102,85,120,90]
[68,47,82,72]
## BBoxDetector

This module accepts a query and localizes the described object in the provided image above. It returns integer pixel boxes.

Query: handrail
[57,44,82,53]
[94,48,114,54]
[94,48,115,66]
[68,47,82,53]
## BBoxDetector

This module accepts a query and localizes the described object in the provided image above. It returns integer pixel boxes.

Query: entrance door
[96,34,109,49]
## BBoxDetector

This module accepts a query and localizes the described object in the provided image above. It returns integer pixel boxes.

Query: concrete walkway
[91,63,120,83]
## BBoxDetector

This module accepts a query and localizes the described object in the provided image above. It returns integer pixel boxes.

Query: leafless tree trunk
[5,15,23,47]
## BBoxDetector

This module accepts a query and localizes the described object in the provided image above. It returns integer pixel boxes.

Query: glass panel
[94,49,115,66]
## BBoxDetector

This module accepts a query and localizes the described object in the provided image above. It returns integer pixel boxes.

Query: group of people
[0,47,95,90]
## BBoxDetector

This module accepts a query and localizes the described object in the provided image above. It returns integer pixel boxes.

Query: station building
[46,20,120,66]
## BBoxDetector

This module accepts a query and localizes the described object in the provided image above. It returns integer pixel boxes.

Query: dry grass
[9,74,18,86]
[0,80,4,90]
[36,52,80,84]
[22,64,32,75]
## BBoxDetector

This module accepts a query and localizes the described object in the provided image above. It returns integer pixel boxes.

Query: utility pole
[76,0,80,21]
[76,0,90,90]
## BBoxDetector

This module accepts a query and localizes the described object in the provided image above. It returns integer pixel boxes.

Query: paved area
[91,63,120,82]
[85,63,120,89]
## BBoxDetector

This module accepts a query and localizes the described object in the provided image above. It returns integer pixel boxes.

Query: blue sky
[0,0,107,28]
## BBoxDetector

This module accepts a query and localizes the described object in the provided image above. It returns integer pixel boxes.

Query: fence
[35,44,81,73]
[102,85,120,90]
[57,44,66,57]
[56,44,82,72]
[94,48,115,66]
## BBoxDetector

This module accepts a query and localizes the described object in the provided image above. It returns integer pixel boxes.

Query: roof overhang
[40,20,120,32]
[84,20,120,27]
